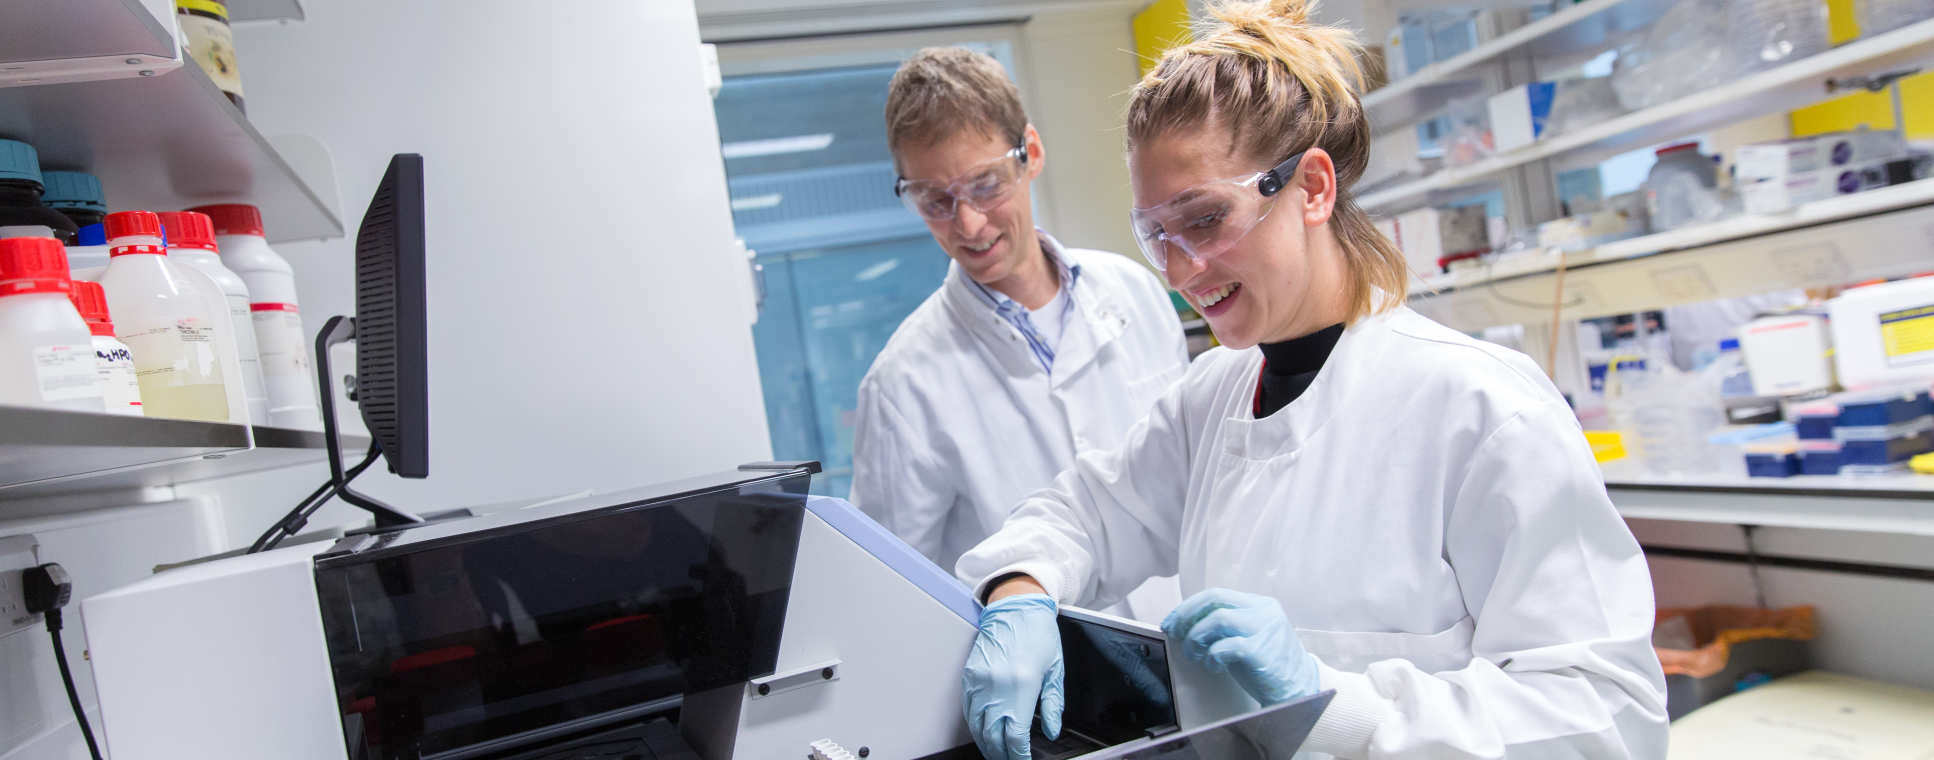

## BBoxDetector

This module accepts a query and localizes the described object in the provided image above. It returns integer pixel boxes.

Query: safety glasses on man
[894,146,1028,221]
[1129,151,1305,273]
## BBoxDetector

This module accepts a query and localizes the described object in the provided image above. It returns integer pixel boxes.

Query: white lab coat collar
[1221,307,1400,458]
[942,230,1130,386]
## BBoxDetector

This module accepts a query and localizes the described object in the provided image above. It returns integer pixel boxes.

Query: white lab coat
[957,305,1669,759]
[850,236,1188,622]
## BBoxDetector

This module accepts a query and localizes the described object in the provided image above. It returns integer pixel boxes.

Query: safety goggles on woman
[894,146,1028,222]
[1129,151,1305,273]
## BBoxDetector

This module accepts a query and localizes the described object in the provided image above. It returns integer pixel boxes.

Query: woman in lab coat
[954,2,1670,758]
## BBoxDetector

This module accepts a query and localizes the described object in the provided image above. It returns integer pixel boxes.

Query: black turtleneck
[1255,323,1344,418]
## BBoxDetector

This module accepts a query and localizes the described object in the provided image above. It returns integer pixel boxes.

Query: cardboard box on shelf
[1735,130,1908,181]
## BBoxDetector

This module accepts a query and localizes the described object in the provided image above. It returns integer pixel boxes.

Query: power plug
[0,534,40,636]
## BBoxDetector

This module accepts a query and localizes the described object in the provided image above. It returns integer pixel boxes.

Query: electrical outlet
[0,534,41,636]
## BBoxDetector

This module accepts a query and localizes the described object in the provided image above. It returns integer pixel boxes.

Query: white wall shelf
[1611,475,1934,537]
[1360,17,1934,215]
[1407,178,1934,331]
[0,0,341,242]
[0,0,179,88]
[1364,0,1668,129]
[0,405,367,501]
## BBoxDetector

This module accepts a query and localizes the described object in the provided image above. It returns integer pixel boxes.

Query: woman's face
[1129,129,1346,348]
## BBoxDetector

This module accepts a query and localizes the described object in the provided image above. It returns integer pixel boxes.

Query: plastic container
[1793,398,1840,440]
[160,211,267,423]
[190,203,319,429]
[1835,387,1930,427]
[1798,441,1841,475]
[41,171,107,245]
[0,237,105,411]
[1835,415,1934,469]
[1655,606,1815,721]
[98,211,232,422]
[69,280,143,416]
[1707,339,1756,397]
[1827,277,1934,390]
[66,224,110,279]
[1645,143,1725,232]
[1744,442,1801,477]
[0,140,78,242]
[176,0,244,111]
[1609,364,1732,475]
[1740,314,1836,396]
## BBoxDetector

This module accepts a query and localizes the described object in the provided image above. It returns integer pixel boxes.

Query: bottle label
[178,12,244,98]
[121,320,223,384]
[92,337,144,413]
[252,304,312,379]
[175,319,216,344]
[33,345,99,402]
[226,293,263,381]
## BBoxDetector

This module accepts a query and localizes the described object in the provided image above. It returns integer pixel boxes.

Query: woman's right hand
[962,591,1064,760]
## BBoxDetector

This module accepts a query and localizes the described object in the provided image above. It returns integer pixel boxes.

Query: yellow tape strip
[176,0,229,20]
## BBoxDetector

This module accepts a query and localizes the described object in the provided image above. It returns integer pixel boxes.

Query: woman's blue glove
[1162,588,1320,706]
[962,593,1065,760]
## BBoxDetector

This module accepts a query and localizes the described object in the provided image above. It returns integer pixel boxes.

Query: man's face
[895,125,1045,289]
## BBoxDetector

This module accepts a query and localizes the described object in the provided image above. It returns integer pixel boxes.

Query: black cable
[248,479,336,554]
[26,564,102,760]
[266,443,384,551]
[263,443,383,552]
[248,442,384,554]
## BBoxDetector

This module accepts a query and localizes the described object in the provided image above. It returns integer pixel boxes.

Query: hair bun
[1266,0,1314,25]
[1209,0,1317,33]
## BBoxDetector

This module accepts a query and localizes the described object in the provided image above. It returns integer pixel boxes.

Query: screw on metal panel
[757,683,771,696]
[858,747,870,758]
[820,667,834,680]
[125,58,141,65]
[139,70,156,77]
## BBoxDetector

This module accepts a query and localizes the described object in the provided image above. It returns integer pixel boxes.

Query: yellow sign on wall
[1133,0,1193,77]
[1790,0,1934,139]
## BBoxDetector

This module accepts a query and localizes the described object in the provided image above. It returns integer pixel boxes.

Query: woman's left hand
[1163,588,1321,706]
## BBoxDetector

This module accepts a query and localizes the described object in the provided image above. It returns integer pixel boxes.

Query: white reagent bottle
[190,203,320,429]
[161,211,268,424]
[69,279,143,416]
[98,211,231,422]
[0,237,105,412]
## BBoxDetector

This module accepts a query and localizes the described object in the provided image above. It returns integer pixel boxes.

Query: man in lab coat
[848,47,1186,622]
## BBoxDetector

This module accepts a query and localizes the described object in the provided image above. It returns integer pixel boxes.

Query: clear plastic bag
[1543,77,1628,138]
[1738,0,1830,68]
[1611,0,1744,110]
[1856,0,1934,38]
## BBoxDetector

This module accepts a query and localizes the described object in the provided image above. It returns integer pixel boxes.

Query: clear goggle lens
[1128,151,1304,274]
[1130,180,1277,274]
[895,147,1027,222]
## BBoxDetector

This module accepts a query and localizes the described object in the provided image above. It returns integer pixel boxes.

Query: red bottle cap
[186,203,265,237]
[104,210,164,240]
[69,279,116,336]
[0,237,74,297]
[157,211,219,252]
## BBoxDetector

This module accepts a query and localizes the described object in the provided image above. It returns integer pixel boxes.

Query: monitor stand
[316,314,426,531]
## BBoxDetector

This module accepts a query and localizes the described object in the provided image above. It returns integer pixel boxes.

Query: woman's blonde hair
[1126,0,1407,322]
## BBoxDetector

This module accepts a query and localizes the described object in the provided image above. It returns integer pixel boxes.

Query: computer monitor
[352,153,428,478]
[307,153,430,529]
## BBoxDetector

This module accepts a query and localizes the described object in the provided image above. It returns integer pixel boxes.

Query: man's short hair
[885,47,1029,167]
